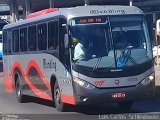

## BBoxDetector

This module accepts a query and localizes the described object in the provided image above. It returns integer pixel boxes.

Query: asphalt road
[0,62,160,120]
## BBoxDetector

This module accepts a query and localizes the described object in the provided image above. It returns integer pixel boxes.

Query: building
[0,0,160,41]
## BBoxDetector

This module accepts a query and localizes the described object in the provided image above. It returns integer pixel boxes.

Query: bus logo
[114,80,120,85]
[94,80,105,87]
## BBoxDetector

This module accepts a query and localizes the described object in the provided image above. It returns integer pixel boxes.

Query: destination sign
[75,16,106,24]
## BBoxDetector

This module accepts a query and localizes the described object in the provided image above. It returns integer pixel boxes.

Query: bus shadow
[21,95,127,114]
[21,95,160,115]
[72,99,160,115]
[22,95,55,108]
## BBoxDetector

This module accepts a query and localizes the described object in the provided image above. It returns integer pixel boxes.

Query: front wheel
[117,101,133,110]
[54,81,68,112]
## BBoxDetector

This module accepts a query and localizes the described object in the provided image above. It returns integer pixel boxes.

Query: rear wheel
[15,74,24,103]
[54,81,68,112]
[117,101,133,110]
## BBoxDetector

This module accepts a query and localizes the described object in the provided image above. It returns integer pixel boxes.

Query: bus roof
[3,5,143,30]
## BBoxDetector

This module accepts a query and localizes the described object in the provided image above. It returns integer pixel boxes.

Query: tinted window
[37,23,47,50]
[7,31,12,53]
[12,29,19,52]
[28,26,37,51]
[48,21,58,50]
[20,28,27,52]
[3,31,7,55]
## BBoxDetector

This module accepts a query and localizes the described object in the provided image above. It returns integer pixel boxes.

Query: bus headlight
[141,73,155,86]
[73,77,95,89]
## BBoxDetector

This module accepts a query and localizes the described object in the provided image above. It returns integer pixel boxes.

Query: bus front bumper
[73,81,156,105]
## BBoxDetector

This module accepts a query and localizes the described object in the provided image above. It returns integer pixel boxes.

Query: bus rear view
[69,6,155,110]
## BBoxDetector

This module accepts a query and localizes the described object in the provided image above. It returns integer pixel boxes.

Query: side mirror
[64,34,69,48]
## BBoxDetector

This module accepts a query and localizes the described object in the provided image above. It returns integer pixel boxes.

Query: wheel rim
[16,80,21,98]
[55,88,61,105]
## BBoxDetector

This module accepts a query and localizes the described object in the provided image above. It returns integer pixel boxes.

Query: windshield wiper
[117,47,137,67]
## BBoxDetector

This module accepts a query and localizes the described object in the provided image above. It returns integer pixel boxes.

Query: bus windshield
[70,15,152,69]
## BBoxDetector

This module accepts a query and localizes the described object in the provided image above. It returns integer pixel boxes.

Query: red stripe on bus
[4,61,51,100]
[26,60,50,89]
[27,8,59,19]
[3,68,13,93]
[61,93,75,105]
[23,76,51,100]
[13,61,51,100]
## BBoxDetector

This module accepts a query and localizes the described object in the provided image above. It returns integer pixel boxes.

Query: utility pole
[84,0,89,6]
[129,0,133,6]
[9,0,18,22]
[49,0,54,8]
[24,0,31,17]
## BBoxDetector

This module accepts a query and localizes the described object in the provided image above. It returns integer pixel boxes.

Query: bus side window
[28,26,37,51]
[20,28,27,52]
[48,21,58,50]
[12,29,19,52]
[3,31,7,55]
[7,31,12,54]
[37,23,47,50]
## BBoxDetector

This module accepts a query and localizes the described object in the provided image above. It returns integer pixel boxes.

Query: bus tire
[15,73,24,103]
[117,101,133,110]
[54,81,68,112]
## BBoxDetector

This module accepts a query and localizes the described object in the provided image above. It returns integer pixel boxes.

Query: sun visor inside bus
[27,8,59,19]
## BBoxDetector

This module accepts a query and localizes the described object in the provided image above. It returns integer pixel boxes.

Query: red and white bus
[3,5,155,112]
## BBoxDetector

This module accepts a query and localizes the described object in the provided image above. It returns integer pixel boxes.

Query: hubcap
[55,88,61,105]
[16,81,21,98]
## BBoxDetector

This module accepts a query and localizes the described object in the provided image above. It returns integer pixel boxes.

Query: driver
[73,37,89,61]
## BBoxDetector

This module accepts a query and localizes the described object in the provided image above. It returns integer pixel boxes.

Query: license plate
[111,92,126,98]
